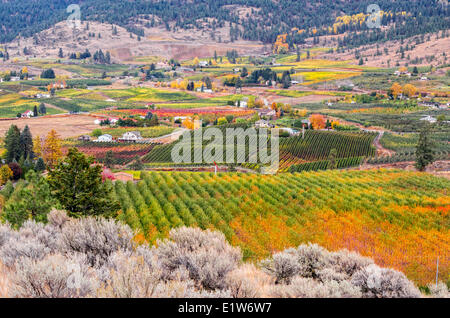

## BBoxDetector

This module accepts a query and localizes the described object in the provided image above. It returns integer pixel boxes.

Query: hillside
[1,0,448,45]
[8,21,265,62]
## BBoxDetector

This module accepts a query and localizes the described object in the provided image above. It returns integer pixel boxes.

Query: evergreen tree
[40,68,55,79]
[130,156,143,171]
[35,157,46,171]
[328,148,338,169]
[415,124,435,172]
[104,150,114,168]
[4,125,21,163]
[281,71,292,88]
[33,105,38,117]
[235,77,242,93]
[48,148,120,218]
[19,125,34,160]
[58,48,64,58]
[38,102,47,115]
[241,67,248,78]
[3,170,55,228]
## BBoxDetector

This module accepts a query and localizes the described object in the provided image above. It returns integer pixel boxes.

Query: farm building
[96,134,113,142]
[78,135,91,141]
[257,108,277,119]
[255,120,271,128]
[419,116,437,123]
[120,131,142,142]
[21,110,34,118]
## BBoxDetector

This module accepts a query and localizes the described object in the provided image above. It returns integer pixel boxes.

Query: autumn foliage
[113,170,450,286]
[309,114,326,130]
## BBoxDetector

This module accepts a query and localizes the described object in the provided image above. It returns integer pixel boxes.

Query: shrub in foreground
[0,212,435,298]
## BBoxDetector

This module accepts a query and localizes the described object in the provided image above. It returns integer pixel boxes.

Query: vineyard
[64,142,156,165]
[278,131,376,171]
[100,107,256,119]
[112,169,450,286]
[142,127,377,172]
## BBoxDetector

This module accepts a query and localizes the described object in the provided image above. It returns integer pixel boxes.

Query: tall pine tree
[415,124,435,171]
[4,125,21,163]
[19,125,34,160]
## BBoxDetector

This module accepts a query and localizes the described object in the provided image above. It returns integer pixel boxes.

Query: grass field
[114,169,450,286]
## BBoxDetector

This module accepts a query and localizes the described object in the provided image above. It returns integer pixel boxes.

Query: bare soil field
[0,114,98,139]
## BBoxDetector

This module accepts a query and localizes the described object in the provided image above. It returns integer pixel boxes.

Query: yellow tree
[182,118,194,130]
[248,96,255,108]
[43,130,62,168]
[403,84,417,98]
[33,135,43,158]
[0,165,13,186]
[193,57,200,66]
[390,82,403,99]
[296,108,308,117]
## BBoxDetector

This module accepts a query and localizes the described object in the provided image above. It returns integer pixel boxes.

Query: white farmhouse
[236,100,248,108]
[120,131,142,142]
[21,110,34,118]
[419,116,437,123]
[255,120,271,129]
[96,134,113,142]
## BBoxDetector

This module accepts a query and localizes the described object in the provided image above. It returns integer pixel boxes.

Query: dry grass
[0,262,10,298]
[0,114,99,139]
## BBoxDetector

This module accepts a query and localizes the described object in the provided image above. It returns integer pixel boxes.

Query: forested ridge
[0,0,448,45]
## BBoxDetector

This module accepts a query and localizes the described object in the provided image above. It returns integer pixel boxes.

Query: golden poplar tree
[402,84,417,98]
[43,130,62,168]
[390,82,403,99]
[33,135,42,158]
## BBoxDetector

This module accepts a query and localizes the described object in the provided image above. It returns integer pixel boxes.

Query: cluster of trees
[93,49,111,64]
[67,49,111,64]
[388,82,418,99]
[1,148,120,228]
[68,49,91,60]
[0,125,57,186]
[1,67,29,81]
[101,114,159,128]
[40,68,55,79]
[223,67,293,88]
